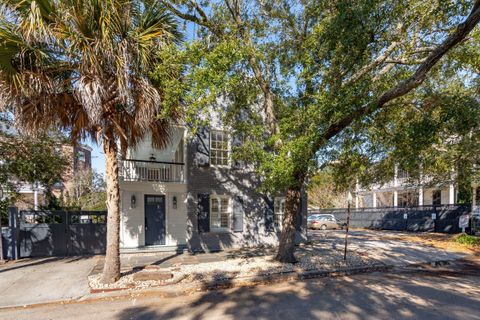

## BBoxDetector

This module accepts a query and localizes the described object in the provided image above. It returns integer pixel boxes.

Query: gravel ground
[88,247,375,291]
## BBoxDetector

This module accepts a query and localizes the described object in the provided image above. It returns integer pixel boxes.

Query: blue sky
[89,142,106,176]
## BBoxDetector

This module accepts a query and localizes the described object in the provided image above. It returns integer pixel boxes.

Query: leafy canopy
[157,0,480,193]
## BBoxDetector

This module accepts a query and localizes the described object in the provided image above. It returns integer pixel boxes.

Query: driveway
[308,229,467,266]
[0,256,98,308]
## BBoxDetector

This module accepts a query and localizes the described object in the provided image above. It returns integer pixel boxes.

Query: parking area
[0,256,98,308]
[308,229,467,266]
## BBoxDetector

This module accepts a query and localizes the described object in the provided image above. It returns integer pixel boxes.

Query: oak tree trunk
[275,186,302,263]
[100,136,121,284]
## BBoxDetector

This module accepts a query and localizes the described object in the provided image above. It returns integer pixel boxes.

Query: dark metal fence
[309,204,472,234]
[2,208,107,259]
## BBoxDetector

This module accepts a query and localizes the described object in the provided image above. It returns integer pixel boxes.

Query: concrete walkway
[0,256,98,308]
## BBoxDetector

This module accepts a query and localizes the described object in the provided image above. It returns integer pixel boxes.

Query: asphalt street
[1,258,480,320]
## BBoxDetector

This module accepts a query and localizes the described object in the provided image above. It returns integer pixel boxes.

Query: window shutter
[232,196,244,232]
[195,127,210,167]
[264,196,274,232]
[197,194,210,233]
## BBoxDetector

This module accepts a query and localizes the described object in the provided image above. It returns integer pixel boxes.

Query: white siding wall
[441,188,450,205]
[423,189,433,205]
[120,181,187,248]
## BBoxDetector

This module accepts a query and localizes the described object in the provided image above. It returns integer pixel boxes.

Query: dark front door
[145,195,166,246]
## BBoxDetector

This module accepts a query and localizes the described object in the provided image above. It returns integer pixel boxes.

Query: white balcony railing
[119,159,184,182]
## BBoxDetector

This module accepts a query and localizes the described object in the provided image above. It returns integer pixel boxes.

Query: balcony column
[449,184,455,205]
[372,192,377,208]
[355,179,359,209]
[418,188,423,206]
[34,189,38,210]
[393,190,398,207]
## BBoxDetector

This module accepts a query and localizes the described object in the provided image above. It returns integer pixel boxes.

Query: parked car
[307,214,344,230]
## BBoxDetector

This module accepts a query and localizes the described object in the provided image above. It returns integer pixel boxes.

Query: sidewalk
[86,230,467,293]
[0,230,469,309]
[0,256,98,308]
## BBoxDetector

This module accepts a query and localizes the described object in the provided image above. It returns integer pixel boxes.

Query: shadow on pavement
[0,256,94,274]
[114,266,480,320]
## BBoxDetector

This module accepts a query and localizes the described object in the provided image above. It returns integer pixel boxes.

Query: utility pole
[344,191,353,261]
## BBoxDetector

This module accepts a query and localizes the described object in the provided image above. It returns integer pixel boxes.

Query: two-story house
[118,124,308,252]
[355,166,456,209]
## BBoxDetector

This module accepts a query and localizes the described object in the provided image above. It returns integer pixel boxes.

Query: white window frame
[210,195,232,232]
[274,197,286,228]
[77,150,86,162]
[210,130,231,167]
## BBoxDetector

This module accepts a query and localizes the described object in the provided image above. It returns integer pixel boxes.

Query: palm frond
[0,0,183,150]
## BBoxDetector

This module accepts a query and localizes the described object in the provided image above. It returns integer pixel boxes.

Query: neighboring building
[471,183,480,211]
[52,143,93,198]
[118,124,308,252]
[355,167,456,209]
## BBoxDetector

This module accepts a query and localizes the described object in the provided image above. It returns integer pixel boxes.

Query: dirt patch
[380,232,480,255]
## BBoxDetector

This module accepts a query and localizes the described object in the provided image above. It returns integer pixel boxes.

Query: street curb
[0,257,464,311]
[79,263,394,301]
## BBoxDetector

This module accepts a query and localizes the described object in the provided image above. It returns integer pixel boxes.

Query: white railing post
[119,160,184,183]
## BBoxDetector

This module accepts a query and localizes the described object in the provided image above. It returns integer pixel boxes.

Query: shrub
[455,233,479,246]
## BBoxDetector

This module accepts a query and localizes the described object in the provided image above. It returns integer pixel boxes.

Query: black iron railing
[119,159,185,182]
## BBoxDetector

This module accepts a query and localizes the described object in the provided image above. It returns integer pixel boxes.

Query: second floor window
[77,150,85,162]
[210,130,230,166]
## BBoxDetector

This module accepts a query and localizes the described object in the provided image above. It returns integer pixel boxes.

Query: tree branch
[384,58,426,65]
[159,1,222,36]
[344,41,399,85]
[321,0,480,143]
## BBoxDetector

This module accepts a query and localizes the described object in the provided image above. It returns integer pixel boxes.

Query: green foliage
[159,0,479,196]
[455,233,479,246]
[0,131,69,220]
[333,81,480,193]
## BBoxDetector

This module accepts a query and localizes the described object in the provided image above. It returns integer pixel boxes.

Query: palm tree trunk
[275,185,302,263]
[101,136,121,284]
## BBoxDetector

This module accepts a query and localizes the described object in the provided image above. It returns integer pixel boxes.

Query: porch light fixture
[173,196,178,209]
[131,194,136,208]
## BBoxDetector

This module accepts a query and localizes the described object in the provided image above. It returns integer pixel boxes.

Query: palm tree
[0,0,182,283]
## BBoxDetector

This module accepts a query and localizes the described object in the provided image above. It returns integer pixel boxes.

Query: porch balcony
[119,159,185,183]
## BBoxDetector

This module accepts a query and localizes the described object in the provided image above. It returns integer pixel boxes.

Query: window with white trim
[77,150,86,162]
[210,195,231,230]
[274,197,285,226]
[210,130,230,166]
